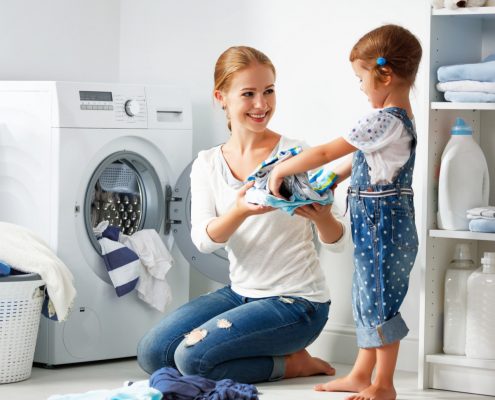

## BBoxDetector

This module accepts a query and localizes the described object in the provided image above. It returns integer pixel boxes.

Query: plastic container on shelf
[0,273,45,383]
[437,118,489,230]
[443,243,476,355]
[466,252,495,359]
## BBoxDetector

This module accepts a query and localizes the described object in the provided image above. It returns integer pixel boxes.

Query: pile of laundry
[467,206,495,233]
[245,146,338,215]
[47,367,259,400]
[437,54,495,102]
[0,222,75,321]
[94,221,173,312]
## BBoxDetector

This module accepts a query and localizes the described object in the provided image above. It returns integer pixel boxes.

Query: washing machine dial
[124,99,140,117]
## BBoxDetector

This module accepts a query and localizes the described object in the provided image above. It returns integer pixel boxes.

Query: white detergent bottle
[437,118,489,230]
[443,243,475,355]
[466,252,495,359]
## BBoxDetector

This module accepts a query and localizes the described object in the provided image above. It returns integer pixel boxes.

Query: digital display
[79,91,113,102]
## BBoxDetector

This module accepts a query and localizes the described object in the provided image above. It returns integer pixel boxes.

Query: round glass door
[84,151,164,256]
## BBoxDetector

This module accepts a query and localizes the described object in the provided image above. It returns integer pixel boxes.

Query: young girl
[269,25,422,400]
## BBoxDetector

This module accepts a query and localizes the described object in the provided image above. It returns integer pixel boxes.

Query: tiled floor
[0,359,491,400]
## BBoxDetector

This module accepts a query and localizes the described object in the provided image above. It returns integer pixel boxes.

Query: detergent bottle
[437,118,489,230]
[443,243,475,355]
[465,252,495,359]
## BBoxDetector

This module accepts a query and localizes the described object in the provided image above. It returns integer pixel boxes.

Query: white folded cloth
[437,80,495,94]
[467,206,495,219]
[0,222,76,321]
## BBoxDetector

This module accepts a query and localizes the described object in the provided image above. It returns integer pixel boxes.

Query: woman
[137,45,346,383]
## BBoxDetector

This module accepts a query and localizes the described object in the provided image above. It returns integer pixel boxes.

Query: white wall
[119,0,429,371]
[0,0,120,81]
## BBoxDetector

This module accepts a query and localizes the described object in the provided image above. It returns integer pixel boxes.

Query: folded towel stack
[436,54,495,103]
[467,206,495,233]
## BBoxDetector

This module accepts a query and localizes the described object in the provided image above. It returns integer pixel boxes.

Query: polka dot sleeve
[344,110,403,153]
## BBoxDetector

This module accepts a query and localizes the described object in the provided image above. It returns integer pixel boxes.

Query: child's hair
[214,46,276,130]
[349,24,422,87]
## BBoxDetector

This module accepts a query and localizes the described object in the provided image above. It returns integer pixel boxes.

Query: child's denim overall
[348,107,418,348]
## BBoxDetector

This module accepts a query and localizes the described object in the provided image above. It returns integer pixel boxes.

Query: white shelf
[431,102,495,110]
[432,6,495,17]
[426,353,495,370]
[429,229,495,241]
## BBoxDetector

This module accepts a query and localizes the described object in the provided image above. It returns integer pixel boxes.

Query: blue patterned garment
[244,146,337,215]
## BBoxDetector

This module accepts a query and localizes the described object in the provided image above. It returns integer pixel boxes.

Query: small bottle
[466,252,495,359]
[443,243,475,355]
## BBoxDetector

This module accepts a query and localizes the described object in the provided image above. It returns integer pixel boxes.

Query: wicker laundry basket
[0,273,44,383]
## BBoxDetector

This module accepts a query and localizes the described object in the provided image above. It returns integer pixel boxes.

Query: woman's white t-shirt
[190,136,346,303]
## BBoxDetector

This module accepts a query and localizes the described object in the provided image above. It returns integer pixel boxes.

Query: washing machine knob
[124,99,140,117]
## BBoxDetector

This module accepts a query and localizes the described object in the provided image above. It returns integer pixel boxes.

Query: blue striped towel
[98,236,141,297]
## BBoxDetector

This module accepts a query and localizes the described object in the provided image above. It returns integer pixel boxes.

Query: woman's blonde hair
[349,24,422,87]
[214,46,276,130]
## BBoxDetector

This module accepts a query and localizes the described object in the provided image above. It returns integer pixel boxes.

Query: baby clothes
[244,146,337,215]
[344,110,413,184]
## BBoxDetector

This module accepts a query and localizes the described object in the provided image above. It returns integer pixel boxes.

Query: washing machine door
[170,159,230,284]
[84,151,165,284]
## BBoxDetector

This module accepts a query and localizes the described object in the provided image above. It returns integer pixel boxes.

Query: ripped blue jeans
[137,286,329,383]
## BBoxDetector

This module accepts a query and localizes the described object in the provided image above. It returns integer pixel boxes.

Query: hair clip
[376,57,387,66]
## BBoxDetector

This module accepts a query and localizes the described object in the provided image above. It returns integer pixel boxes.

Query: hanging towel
[120,230,174,312]
[0,222,76,321]
[467,206,495,219]
[437,60,495,83]
[436,80,495,94]
[98,236,141,297]
[244,146,337,215]
[47,380,162,400]
[149,367,259,400]
[444,91,495,103]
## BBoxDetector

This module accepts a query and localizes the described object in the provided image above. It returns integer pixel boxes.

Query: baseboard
[307,325,419,372]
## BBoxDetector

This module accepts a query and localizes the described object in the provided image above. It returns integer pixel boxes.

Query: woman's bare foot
[284,349,336,378]
[346,383,396,400]
[314,373,371,393]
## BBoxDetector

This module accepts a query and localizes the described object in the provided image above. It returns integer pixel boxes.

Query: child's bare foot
[284,349,336,378]
[346,382,396,400]
[314,373,371,393]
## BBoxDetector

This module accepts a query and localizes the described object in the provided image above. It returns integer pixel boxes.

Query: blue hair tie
[376,57,387,66]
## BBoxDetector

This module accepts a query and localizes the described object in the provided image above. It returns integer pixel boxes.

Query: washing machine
[0,81,229,366]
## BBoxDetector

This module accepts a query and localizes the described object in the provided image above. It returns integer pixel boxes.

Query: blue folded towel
[444,91,495,103]
[150,367,259,400]
[469,218,495,233]
[438,60,495,83]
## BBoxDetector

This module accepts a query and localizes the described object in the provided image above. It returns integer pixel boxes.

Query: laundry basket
[0,273,44,383]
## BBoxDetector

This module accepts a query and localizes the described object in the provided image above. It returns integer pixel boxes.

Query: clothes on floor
[0,222,76,321]
[347,107,418,348]
[121,229,173,312]
[190,136,346,302]
[137,285,330,383]
[47,379,162,400]
[149,367,259,400]
[243,146,337,215]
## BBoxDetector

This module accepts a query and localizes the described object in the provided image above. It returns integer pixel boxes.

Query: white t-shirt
[190,136,347,303]
[344,110,413,184]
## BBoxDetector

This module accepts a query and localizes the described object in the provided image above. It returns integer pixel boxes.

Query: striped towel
[98,237,141,297]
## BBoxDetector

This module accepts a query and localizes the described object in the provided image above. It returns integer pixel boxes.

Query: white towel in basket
[0,222,76,321]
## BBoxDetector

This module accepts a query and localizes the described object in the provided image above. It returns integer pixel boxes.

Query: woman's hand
[268,167,285,198]
[294,203,332,224]
[236,181,275,216]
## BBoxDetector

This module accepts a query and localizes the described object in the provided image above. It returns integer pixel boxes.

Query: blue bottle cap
[451,118,472,135]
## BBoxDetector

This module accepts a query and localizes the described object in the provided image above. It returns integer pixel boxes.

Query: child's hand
[294,203,332,223]
[268,168,285,198]
[236,181,275,216]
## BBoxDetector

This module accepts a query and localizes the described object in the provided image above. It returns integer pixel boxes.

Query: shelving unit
[419,5,495,397]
